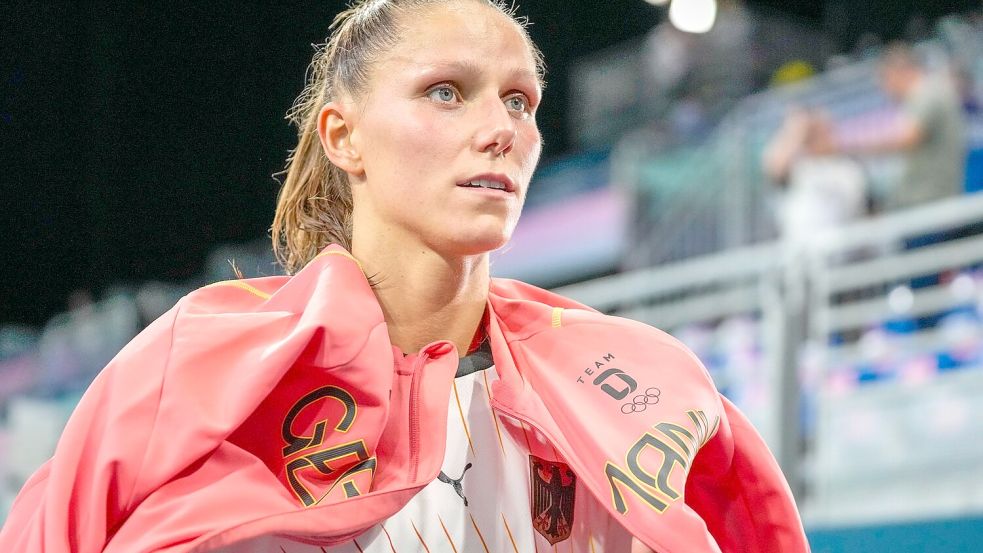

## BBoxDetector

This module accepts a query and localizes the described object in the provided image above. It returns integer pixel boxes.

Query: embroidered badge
[530,455,576,544]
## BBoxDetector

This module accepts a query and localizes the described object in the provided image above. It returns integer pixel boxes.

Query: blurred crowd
[763,41,967,245]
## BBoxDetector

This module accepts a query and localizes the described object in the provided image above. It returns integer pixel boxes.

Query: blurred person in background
[763,108,868,246]
[0,1,807,552]
[821,41,966,211]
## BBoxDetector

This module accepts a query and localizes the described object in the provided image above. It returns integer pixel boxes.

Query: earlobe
[317,102,363,175]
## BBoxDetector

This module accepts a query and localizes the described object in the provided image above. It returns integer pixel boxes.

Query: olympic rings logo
[621,387,661,414]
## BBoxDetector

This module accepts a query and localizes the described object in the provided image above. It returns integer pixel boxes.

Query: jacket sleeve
[0,302,181,553]
[684,394,811,553]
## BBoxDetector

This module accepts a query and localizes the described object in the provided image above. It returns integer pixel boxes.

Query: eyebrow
[414,60,541,88]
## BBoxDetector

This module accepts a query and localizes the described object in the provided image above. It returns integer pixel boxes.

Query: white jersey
[253,342,634,553]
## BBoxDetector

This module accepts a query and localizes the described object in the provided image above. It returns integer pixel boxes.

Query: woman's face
[346,2,543,257]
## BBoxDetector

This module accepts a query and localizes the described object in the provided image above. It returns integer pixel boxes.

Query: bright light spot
[949,272,975,301]
[669,0,718,34]
[887,285,914,314]
[644,0,670,5]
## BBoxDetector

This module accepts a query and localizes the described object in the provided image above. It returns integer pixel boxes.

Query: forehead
[378,2,539,81]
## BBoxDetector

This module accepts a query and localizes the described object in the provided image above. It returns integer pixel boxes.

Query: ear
[317,101,364,176]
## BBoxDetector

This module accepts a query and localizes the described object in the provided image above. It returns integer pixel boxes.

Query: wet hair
[271,0,545,274]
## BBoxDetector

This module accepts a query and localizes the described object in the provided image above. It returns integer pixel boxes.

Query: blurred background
[2,1,983,550]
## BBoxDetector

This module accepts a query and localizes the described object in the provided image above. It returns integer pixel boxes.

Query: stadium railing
[556,191,983,533]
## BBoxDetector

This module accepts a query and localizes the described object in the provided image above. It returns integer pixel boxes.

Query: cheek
[375,112,431,162]
[517,125,542,175]
[366,106,458,182]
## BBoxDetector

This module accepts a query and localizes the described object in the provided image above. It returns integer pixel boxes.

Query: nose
[473,98,517,157]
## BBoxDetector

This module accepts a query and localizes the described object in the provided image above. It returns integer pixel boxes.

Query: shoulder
[491,276,673,337]
[101,276,297,383]
[490,278,596,312]
[177,248,369,318]
[180,276,292,315]
[101,274,295,381]
[557,304,711,378]
[490,277,711,381]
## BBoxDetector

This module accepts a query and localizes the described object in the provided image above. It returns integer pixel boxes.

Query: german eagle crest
[530,455,576,544]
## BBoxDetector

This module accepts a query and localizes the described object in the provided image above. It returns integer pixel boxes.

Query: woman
[0,1,809,552]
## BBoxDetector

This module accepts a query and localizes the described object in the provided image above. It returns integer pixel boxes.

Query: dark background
[1,0,976,325]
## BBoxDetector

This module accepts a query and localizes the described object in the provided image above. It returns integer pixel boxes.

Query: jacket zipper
[407,352,428,481]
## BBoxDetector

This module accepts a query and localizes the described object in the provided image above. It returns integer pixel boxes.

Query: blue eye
[428,86,457,103]
[506,95,529,114]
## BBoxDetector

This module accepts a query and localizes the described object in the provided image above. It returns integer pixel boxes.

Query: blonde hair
[271,0,545,274]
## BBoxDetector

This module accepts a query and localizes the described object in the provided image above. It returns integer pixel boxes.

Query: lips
[456,173,516,193]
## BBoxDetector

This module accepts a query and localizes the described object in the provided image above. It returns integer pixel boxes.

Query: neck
[351,236,490,357]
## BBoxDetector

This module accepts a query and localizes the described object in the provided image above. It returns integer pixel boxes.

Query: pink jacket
[0,246,809,553]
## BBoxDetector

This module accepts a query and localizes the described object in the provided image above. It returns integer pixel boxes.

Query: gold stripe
[551,307,563,328]
[438,515,459,553]
[482,371,507,456]
[380,524,398,553]
[313,249,363,270]
[411,520,431,553]
[502,514,520,553]
[469,513,491,553]
[207,280,272,300]
[589,533,597,553]
[453,380,476,456]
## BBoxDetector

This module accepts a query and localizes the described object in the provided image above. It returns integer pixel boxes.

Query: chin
[439,227,512,257]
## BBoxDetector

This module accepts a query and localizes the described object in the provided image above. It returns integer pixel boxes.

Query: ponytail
[272,35,353,274]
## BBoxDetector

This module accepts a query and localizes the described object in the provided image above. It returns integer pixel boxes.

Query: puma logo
[437,462,473,506]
